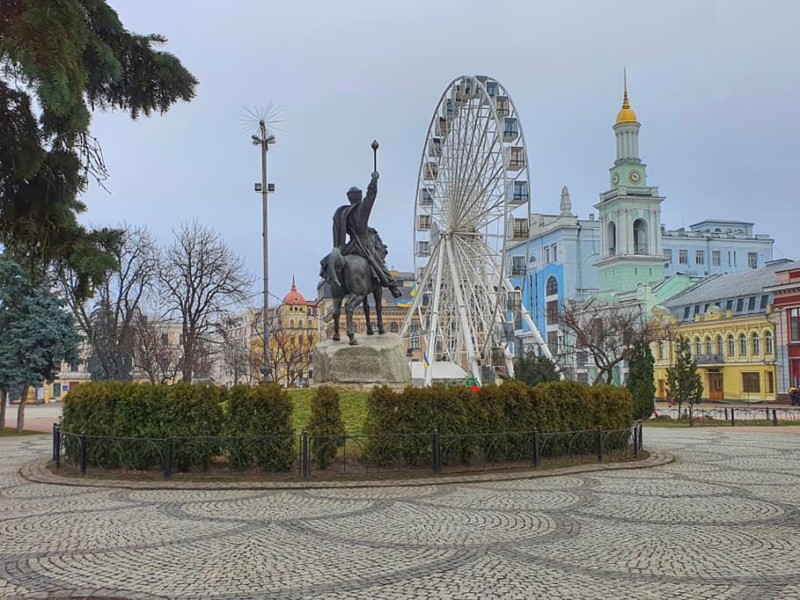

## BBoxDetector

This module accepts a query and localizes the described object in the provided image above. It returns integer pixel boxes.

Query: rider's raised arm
[361,171,378,220]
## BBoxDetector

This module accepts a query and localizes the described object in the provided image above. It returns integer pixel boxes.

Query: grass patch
[0,428,45,437]
[288,388,369,434]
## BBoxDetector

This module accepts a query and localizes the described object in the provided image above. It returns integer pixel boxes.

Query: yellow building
[258,278,319,387]
[652,265,784,402]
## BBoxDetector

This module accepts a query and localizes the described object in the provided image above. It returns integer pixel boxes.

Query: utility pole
[252,120,276,382]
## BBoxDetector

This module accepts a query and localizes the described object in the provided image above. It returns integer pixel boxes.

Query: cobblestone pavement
[1,429,798,599]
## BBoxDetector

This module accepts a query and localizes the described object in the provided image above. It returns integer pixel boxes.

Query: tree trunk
[0,388,6,433]
[16,384,29,433]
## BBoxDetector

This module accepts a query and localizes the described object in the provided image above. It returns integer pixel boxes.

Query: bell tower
[595,74,665,293]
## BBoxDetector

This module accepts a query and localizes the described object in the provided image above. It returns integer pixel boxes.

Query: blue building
[509,82,774,358]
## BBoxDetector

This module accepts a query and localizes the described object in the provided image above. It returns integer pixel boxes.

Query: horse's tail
[328,247,343,288]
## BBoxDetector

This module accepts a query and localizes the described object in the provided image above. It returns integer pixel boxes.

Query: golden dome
[616,76,638,124]
[282,276,307,306]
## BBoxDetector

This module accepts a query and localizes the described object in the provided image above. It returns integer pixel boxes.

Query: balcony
[696,354,724,364]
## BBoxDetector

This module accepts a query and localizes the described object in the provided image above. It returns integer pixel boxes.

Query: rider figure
[330,171,403,299]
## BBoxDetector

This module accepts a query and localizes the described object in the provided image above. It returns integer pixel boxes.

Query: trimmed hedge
[307,386,346,469]
[364,381,634,466]
[61,382,296,472]
[223,384,294,471]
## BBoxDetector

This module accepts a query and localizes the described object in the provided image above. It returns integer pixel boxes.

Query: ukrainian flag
[423,352,430,368]
[396,283,417,308]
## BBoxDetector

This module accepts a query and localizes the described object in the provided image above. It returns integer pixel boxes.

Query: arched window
[390,322,398,333]
[545,276,558,297]
[727,334,735,356]
[289,319,294,329]
[752,332,761,356]
[765,331,774,354]
[704,336,712,355]
[715,335,724,356]
[694,337,702,356]
[633,219,648,254]
[657,341,665,361]
[739,333,748,356]
[607,221,617,256]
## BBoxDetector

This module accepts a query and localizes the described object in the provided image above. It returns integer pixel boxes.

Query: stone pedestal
[312,333,411,385]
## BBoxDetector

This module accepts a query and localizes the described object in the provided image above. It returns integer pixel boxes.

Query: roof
[664,260,800,308]
[283,277,306,306]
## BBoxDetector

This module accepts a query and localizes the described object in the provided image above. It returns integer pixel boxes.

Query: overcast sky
[81,0,800,305]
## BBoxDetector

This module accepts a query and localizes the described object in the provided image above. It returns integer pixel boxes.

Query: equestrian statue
[319,141,403,345]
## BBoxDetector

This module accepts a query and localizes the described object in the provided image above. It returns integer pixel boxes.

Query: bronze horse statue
[323,227,389,345]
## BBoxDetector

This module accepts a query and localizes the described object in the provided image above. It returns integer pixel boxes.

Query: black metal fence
[655,406,800,427]
[52,422,644,481]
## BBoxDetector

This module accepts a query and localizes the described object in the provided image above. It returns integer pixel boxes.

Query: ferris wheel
[400,75,551,385]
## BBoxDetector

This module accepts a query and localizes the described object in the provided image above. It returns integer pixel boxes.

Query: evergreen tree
[666,336,703,421]
[0,0,197,293]
[513,352,560,386]
[627,340,656,420]
[0,257,79,432]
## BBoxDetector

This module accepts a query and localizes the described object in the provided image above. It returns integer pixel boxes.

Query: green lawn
[0,428,45,437]
[288,388,369,434]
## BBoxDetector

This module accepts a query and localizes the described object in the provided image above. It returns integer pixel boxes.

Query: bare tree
[561,297,656,385]
[159,222,253,382]
[57,225,159,380]
[132,313,181,385]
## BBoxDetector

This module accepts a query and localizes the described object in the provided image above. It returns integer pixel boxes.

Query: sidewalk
[2,402,61,433]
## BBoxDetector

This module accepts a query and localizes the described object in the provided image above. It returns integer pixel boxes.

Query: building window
[791,308,800,342]
[683,307,690,320]
[747,297,756,311]
[767,371,775,394]
[752,332,761,355]
[694,337,702,356]
[547,331,559,353]
[715,335,723,356]
[390,322,398,333]
[702,337,711,355]
[727,334,735,356]
[633,219,648,254]
[607,222,617,256]
[546,300,559,325]
[712,250,720,266]
[695,250,704,265]
[725,299,734,311]
[511,255,526,276]
[664,249,672,263]
[760,295,769,310]
[736,298,744,313]
[742,372,760,393]
[544,246,551,264]
[739,334,748,356]
[679,249,688,264]
[576,350,588,367]
[52,383,61,398]
[545,276,558,296]
[657,341,665,361]
[551,243,558,263]
[748,252,758,269]
[765,331,774,354]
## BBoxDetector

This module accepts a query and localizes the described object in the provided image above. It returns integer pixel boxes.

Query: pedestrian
[790,387,800,407]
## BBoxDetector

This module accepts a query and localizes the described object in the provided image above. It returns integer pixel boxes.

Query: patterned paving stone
[1,428,799,598]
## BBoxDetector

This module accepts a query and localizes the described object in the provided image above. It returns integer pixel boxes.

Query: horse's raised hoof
[332,334,340,342]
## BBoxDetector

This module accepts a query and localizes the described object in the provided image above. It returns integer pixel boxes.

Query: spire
[616,69,638,124]
[291,275,296,291]
[560,185,573,216]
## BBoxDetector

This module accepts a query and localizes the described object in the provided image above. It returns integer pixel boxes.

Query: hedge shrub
[223,384,295,471]
[364,381,635,466]
[307,386,345,469]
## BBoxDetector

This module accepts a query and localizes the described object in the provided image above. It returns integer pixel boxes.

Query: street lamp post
[252,120,276,382]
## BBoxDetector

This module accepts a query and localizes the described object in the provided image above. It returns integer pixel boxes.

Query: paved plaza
[1,429,798,599]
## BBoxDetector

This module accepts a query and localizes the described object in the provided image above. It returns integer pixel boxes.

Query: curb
[20,451,674,491]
